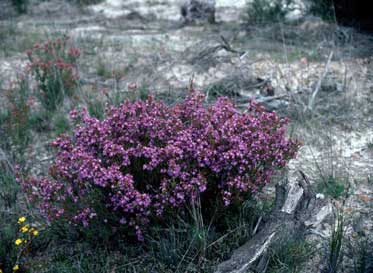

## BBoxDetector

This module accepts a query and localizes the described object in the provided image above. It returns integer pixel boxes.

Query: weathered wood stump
[215,173,329,273]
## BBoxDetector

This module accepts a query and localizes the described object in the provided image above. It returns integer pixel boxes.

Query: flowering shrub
[0,216,40,273]
[1,77,32,157]
[26,36,80,112]
[24,93,299,240]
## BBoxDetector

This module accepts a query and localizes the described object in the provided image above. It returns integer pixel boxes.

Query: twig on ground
[307,51,334,111]
[219,35,246,57]
[192,35,246,64]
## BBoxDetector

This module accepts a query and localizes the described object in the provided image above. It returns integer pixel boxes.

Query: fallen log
[215,172,329,273]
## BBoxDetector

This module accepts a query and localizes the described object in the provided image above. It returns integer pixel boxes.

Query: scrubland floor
[0,0,372,272]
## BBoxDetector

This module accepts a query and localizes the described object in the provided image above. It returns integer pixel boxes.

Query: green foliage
[81,87,106,120]
[267,234,314,273]
[101,87,126,107]
[0,167,19,272]
[0,168,19,210]
[29,110,51,132]
[125,84,150,102]
[309,0,335,21]
[30,244,136,273]
[245,0,286,26]
[87,98,106,120]
[367,141,373,151]
[0,77,32,160]
[136,85,150,101]
[0,23,17,57]
[351,239,373,273]
[96,58,112,79]
[11,0,28,14]
[27,36,80,112]
[0,217,19,272]
[324,210,344,273]
[317,175,346,199]
[52,113,71,136]
[0,24,42,58]
[30,198,266,273]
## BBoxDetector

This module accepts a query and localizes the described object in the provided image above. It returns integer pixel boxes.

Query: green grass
[351,239,373,273]
[0,11,366,273]
[87,98,106,120]
[26,198,267,273]
[0,217,19,272]
[125,84,150,102]
[0,77,32,163]
[0,24,42,57]
[245,0,286,26]
[367,141,373,151]
[52,112,71,136]
[0,167,19,210]
[0,167,20,272]
[96,58,112,79]
[266,232,315,273]
[29,111,51,133]
[324,209,344,273]
[316,175,346,199]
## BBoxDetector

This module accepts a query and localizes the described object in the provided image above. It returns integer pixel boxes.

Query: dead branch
[307,51,334,111]
[214,173,329,273]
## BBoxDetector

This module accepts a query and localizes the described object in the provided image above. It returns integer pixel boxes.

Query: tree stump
[214,173,330,273]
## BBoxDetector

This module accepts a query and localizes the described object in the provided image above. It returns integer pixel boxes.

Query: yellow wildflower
[0,268,3,273]
[32,230,39,236]
[15,239,23,245]
[17,217,26,224]
[13,264,19,271]
[20,225,29,233]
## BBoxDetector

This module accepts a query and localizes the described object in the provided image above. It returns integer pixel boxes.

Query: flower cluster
[24,93,299,240]
[0,216,40,273]
[26,36,80,111]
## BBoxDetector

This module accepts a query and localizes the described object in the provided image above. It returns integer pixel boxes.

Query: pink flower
[24,93,299,240]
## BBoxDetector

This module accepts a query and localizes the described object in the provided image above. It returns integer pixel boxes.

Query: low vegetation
[11,0,28,13]
[1,1,370,272]
[245,0,286,26]
[0,35,301,272]
[309,0,336,21]
[26,36,80,112]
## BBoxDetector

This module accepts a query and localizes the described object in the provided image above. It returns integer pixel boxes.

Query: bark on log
[214,173,328,273]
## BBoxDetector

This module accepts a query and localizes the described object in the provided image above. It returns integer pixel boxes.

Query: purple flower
[23,93,300,239]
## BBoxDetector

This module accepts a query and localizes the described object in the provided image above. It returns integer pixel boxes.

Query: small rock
[316,193,325,199]
[254,95,289,111]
